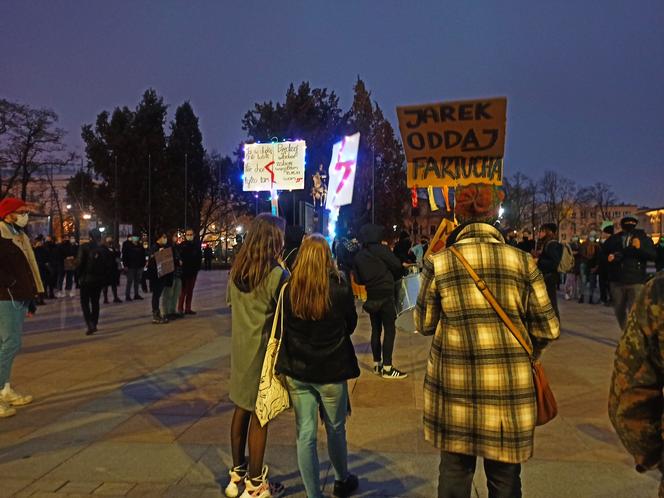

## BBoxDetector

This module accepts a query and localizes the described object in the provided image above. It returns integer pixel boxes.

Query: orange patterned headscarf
[454,184,505,223]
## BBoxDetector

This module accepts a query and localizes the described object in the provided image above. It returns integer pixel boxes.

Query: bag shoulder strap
[449,246,534,358]
[270,282,288,342]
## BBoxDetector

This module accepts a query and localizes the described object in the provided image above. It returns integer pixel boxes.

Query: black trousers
[543,273,559,319]
[80,285,103,327]
[368,297,397,366]
[438,452,521,498]
[151,278,165,313]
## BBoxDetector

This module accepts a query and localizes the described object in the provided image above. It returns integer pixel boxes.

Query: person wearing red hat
[0,197,43,418]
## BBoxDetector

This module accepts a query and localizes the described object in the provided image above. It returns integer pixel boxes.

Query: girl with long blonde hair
[225,213,287,498]
[275,234,360,498]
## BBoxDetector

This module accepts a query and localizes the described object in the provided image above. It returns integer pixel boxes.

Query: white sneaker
[225,463,247,498]
[0,400,17,418]
[240,465,284,498]
[1,386,33,406]
[69,290,77,298]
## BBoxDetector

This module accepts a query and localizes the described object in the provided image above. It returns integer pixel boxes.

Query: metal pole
[184,153,188,230]
[114,155,119,243]
[148,154,152,240]
[371,145,375,224]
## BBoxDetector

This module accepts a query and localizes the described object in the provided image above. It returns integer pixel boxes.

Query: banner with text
[243,140,306,191]
[396,97,506,188]
[326,132,360,209]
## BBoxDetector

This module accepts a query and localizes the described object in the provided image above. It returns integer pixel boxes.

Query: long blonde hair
[231,214,285,292]
[289,234,339,321]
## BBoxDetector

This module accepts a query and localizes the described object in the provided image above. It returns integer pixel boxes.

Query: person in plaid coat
[415,184,560,498]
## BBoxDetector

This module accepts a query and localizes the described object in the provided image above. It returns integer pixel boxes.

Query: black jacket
[353,224,403,300]
[601,229,656,284]
[179,240,202,277]
[0,222,41,301]
[276,273,360,384]
[122,240,146,270]
[537,238,563,276]
[656,243,664,271]
[77,241,113,287]
[354,245,403,300]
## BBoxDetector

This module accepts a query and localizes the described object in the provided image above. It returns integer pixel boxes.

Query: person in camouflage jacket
[609,272,664,495]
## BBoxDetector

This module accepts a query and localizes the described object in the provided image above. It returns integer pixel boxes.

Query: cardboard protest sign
[243,141,306,192]
[397,97,506,188]
[155,247,175,277]
[326,132,360,209]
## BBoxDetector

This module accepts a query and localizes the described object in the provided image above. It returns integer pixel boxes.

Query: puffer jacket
[353,224,403,299]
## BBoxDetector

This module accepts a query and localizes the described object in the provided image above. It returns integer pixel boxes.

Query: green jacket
[609,273,664,475]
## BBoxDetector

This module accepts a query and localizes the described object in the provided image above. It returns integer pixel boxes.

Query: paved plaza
[0,271,659,497]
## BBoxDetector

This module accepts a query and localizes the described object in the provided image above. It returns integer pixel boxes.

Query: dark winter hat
[358,223,386,245]
[540,223,558,234]
[620,216,638,228]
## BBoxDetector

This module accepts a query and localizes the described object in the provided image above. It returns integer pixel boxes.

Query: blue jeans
[0,300,27,387]
[286,377,350,498]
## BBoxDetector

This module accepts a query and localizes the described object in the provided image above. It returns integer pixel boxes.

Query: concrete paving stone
[40,442,208,483]
[175,413,234,445]
[57,480,104,494]
[1,478,32,496]
[92,481,137,495]
[0,438,85,479]
[125,483,170,497]
[24,410,133,444]
[520,458,658,498]
[346,407,422,454]
[11,479,68,497]
[103,412,200,444]
[350,377,416,409]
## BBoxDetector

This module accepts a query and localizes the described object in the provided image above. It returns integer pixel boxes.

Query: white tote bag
[255,283,290,427]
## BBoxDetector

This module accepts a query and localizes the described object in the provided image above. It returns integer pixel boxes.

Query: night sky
[2,1,663,206]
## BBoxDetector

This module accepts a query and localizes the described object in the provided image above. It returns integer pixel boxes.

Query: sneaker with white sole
[381,367,408,380]
[1,386,33,406]
[240,465,284,498]
[225,463,247,498]
[0,400,16,418]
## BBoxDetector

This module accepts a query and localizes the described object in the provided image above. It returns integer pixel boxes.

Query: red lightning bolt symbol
[264,160,275,186]
[334,138,355,195]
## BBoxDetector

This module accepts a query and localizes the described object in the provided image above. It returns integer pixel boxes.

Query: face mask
[186,235,194,241]
[143,242,149,249]
[132,237,139,243]
[70,238,76,244]
[14,213,29,227]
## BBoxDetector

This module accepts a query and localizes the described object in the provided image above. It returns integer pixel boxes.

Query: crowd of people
[2,190,664,497]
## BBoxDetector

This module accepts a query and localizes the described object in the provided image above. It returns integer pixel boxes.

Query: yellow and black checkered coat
[415,223,560,463]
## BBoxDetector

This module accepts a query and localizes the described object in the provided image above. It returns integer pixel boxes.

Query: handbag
[449,246,558,426]
[255,283,290,427]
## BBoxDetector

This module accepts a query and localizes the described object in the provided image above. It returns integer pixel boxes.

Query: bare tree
[503,172,537,230]
[538,170,578,227]
[577,182,618,221]
[0,101,75,200]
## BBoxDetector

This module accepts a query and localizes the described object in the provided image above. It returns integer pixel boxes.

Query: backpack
[558,242,575,273]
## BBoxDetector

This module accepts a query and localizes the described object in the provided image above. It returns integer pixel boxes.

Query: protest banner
[243,140,306,192]
[155,247,175,277]
[396,97,506,188]
[326,132,360,209]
